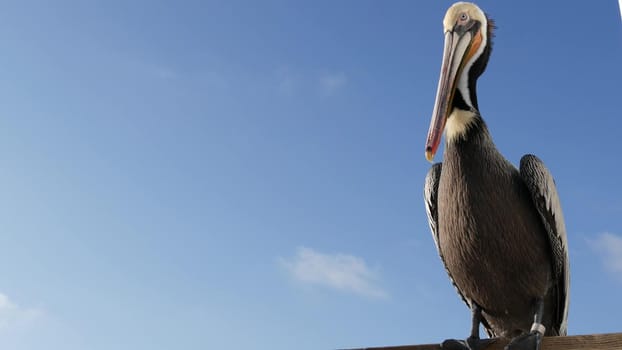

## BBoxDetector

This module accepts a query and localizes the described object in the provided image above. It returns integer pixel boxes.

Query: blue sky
[0,1,621,349]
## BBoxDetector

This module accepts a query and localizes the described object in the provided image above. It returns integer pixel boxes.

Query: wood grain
[345,332,622,350]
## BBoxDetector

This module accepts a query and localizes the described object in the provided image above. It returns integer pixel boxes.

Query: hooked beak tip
[425,148,435,163]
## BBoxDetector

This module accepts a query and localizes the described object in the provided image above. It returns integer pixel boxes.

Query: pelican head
[425,2,494,162]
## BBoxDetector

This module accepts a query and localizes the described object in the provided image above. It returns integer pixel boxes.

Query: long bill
[424,30,475,162]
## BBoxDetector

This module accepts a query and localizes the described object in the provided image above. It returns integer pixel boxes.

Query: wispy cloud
[279,247,388,299]
[273,67,348,97]
[0,293,81,348]
[319,71,347,96]
[0,293,43,332]
[591,232,622,277]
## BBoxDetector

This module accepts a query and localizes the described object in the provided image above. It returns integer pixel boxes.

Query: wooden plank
[346,332,622,350]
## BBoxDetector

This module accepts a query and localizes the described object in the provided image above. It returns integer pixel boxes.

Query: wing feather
[519,154,570,335]
[425,163,495,336]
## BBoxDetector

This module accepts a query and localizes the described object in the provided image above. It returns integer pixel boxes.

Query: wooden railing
[346,332,622,350]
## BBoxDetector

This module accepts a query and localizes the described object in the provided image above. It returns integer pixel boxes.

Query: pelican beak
[425,28,482,162]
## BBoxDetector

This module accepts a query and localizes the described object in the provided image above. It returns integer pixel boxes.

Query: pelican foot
[442,337,497,350]
[504,331,542,350]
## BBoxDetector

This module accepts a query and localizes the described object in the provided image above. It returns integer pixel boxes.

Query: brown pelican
[423,3,569,350]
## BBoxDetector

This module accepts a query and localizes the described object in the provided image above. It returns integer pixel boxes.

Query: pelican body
[423,3,569,350]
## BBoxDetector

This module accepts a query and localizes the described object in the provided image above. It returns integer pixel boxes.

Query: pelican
[423,3,569,350]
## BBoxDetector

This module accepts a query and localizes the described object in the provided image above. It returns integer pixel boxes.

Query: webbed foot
[504,331,542,350]
[441,337,497,350]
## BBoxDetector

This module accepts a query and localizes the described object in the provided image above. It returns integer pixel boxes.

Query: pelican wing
[519,154,570,335]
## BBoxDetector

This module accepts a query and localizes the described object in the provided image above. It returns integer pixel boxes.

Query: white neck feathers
[446,109,477,142]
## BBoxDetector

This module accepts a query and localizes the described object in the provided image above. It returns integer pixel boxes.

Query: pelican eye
[459,13,469,23]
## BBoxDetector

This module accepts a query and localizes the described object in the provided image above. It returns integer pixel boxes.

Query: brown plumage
[423,2,569,346]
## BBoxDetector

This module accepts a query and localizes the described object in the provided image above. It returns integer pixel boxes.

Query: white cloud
[273,67,348,97]
[591,232,622,277]
[279,247,388,299]
[319,72,347,96]
[0,293,81,349]
[0,293,42,332]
